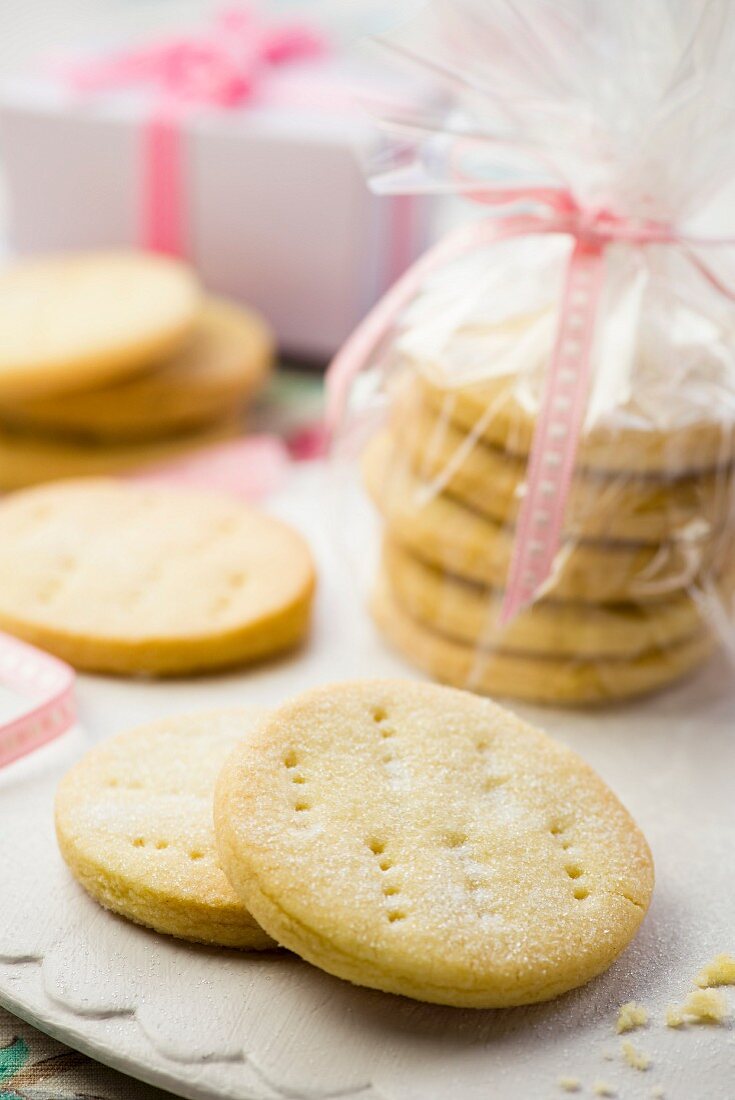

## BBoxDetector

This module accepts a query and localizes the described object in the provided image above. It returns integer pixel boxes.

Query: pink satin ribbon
[326,190,735,623]
[66,7,327,256]
[0,633,76,769]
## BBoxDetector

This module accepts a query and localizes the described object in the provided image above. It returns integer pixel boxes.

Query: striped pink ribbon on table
[326,190,735,623]
[0,633,76,769]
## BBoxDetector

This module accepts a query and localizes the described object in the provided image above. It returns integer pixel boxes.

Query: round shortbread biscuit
[0,479,315,675]
[0,298,273,442]
[0,251,201,400]
[0,417,239,491]
[419,375,735,475]
[398,397,732,544]
[363,434,719,602]
[56,709,274,948]
[383,540,707,658]
[214,679,654,1006]
[373,582,715,705]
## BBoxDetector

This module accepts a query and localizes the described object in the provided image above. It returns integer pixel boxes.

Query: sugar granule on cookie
[215,679,654,1008]
[621,1040,651,1071]
[616,1000,648,1033]
[557,1078,581,1092]
[695,953,735,988]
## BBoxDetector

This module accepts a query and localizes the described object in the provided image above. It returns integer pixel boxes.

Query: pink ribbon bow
[66,6,326,256]
[326,185,735,624]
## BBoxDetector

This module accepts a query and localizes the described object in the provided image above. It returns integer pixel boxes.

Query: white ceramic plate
[1,465,734,1100]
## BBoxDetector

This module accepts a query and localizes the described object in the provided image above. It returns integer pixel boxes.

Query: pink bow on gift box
[65,6,327,255]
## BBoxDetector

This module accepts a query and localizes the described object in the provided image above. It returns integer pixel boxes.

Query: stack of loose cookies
[0,250,273,490]
[365,374,733,705]
[56,680,655,1008]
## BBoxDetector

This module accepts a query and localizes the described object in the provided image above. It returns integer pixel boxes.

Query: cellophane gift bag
[328,0,735,706]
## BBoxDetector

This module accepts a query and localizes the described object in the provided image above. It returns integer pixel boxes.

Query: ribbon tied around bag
[326,182,735,623]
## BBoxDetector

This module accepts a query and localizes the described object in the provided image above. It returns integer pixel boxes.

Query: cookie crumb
[695,953,735,988]
[650,1088,665,1099]
[558,1078,582,1093]
[665,1006,684,1028]
[593,1082,616,1097]
[616,1000,648,1033]
[621,1040,651,1071]
[679,987,729,1024]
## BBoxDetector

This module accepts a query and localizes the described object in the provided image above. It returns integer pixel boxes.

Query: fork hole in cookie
[379,857,393,872]
[443,831,468,849]
[573,887,590,900]
[283,750,299,769]
[155,840,169,850]
[387,909,407,923]
[383,884,400,897]
[371,706,388,723]
[482,775,507,793]
[291,774,306,784]
[132,837,145,848]
[367,838,386,855]
[294,801,310,813]
[565,864,583,879]
[189,849,204,861]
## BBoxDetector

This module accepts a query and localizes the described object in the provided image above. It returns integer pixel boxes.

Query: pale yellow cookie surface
[364,434,717,602]
[0,298,273,441]
[0,251,201,400]
[383,540,706,658]
[56,709,274,948]
[398,397,731,544]
[419,375,735,475]
[0,417,238,491]
[215,679,654,1006]
[373,582,714,705]
[0,479,315,675]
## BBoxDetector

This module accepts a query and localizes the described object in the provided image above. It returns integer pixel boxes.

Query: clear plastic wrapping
[330,0,735,705]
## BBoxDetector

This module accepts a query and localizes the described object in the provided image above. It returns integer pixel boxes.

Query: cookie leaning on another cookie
[56,709,274,948]
[215,679,654,1007]
[0,479,316,675]
[0,251,201,400]
[0,298,273,442]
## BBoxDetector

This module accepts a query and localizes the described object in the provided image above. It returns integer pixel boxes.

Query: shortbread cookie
[215,679,654,1006]
[399,398,732,544]
[0,251,201,400]
[0,417,238,491]
[364,435,717,602]
[56,709,274,947]
[0,299,273,442]
[419,375,735,475]
[0,479,315,675]
[373,582,714,705]
[383,540,706,658]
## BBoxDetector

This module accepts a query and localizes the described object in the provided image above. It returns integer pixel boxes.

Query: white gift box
[0,58,430,360]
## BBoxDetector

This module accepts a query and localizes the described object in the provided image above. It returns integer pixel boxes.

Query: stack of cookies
[0,251,273,489]
[365,374,733,705]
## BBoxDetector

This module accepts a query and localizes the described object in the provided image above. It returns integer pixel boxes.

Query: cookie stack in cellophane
[0,250,273,489]
[365,371,733,706]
